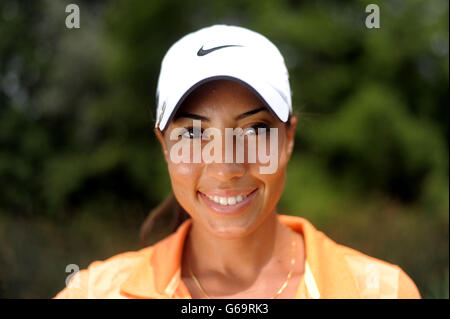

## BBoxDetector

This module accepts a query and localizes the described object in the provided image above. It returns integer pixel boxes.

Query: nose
[206,162,246,181]
[202,126,247,181]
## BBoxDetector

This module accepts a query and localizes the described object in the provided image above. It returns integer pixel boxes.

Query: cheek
[164,137,201,187]
[167,162,204,216]
[247,130,290,174]
[248,132,288,206]
[258,166,286,200]
[167,162,202,189]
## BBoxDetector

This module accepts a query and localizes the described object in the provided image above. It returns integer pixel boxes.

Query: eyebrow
[176,107,268,122]
[175,112,209,121]
[235,107,268,120]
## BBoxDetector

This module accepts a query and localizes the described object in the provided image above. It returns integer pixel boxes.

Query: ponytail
[140,192,191,247]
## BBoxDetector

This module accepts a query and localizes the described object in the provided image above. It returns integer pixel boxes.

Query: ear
[285,115,297,161]
[154,128,169,162]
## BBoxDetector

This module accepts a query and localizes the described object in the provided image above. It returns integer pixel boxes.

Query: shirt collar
[280,215,359,298]
[120,214,359,298]
[120,219,192,298]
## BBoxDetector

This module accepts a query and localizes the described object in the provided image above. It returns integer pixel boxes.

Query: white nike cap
[155,24,292,130]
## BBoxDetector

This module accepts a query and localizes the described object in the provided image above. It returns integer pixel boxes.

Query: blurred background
[0,0,448,298]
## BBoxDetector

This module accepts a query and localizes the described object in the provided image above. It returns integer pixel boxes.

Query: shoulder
[279,214,421,298]
[333,241,421,299]
[54,246,155,299]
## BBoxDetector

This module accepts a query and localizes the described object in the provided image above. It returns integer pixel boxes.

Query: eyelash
[243,122,270,136]
[182,127,204,139]
[181,122,270,139]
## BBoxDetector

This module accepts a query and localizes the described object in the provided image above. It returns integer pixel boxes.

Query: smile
[198,188,258,215]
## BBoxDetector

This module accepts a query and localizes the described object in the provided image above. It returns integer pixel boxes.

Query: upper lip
[198,188,257,198]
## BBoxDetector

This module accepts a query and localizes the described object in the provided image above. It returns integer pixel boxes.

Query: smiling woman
[154,79,302,299]
[54,25,421,299]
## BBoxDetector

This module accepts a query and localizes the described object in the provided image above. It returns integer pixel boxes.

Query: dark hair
[140,192,190,247]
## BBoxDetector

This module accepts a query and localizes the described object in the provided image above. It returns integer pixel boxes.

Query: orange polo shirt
[54,214,421,299]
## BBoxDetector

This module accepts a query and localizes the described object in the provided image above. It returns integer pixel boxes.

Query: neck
[183,212,293,282]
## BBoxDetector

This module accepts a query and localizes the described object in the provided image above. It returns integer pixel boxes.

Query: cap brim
[156,72,290,131]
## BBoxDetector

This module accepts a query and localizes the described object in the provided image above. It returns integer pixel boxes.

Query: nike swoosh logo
[197,44,243,56]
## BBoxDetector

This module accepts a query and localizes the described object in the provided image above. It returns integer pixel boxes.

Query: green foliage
[308,84,447,203]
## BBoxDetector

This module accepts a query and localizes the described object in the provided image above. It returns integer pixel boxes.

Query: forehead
[174,79,268,118]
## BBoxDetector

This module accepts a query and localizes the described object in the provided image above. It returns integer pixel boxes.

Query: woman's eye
[243,123,269,136]
[181,127,204,139]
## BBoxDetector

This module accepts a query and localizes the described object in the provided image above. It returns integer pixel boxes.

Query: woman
[55,25,420,299]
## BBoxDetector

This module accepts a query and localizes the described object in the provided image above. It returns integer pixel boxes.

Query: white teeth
[205,194,247,206]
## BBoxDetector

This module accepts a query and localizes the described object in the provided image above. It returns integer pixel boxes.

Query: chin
[202,212,263,239]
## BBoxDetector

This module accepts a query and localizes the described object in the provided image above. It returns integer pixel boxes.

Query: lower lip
[198,189,258,216]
